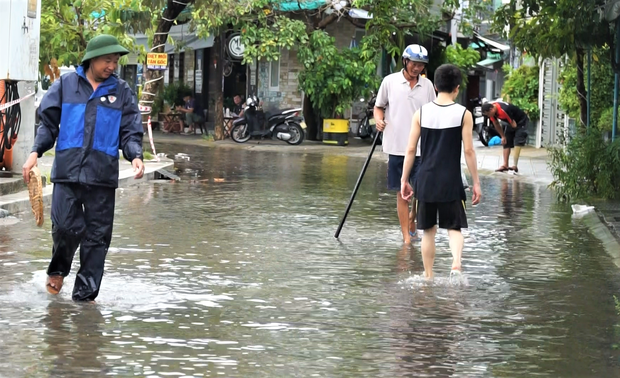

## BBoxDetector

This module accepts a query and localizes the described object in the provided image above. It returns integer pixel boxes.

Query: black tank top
[414,101,467,203]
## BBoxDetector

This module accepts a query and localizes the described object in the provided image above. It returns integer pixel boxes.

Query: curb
[581,212,620,268]
[0,160,175,217]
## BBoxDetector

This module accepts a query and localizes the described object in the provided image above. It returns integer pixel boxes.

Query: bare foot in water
[46,275,63,295]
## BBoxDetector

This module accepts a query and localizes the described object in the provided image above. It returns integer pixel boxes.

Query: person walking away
[481,101,529,173]
[22,34,145,301]
[400,64,482,281]
[374,44,437,244]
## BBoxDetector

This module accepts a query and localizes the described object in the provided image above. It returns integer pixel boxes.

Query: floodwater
[1,143,620,377]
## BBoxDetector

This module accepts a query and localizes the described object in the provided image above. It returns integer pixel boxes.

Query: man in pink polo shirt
[374,44,437,244]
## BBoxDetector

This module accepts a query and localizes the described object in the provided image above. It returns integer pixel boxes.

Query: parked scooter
[356,93,382,145]
[230,95,305,145]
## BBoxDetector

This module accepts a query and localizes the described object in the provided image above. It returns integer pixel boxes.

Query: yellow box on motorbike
[323,119,349,146]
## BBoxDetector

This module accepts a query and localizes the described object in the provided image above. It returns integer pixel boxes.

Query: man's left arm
[120,87,144,163]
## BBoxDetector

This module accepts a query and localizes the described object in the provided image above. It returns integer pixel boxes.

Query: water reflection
[42,301,108,376]
[0,144,619,377]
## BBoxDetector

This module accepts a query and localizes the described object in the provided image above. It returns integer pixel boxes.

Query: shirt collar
[400,70,422,87]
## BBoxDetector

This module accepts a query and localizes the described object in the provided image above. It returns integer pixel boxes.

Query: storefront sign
[227,34,245,60]
[146,53,168,70]
[195,70,203,94]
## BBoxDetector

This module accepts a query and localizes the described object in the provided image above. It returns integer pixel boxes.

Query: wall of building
[256,19,363,114]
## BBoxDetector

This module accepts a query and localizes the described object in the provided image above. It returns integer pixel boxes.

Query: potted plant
[298,31,378,146]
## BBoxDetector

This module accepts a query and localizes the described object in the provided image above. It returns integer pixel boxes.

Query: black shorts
[416,200,468,230]
[504,121,528,149]
[388,155,421,191]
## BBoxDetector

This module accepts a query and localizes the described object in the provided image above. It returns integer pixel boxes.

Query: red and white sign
[139,104,152,112]
[0,92,35,112]
[147,116,159,161]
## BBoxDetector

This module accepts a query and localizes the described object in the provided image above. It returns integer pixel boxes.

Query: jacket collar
[77,65,118,91]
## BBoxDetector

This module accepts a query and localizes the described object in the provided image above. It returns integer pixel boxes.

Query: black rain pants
[46,183,116,301]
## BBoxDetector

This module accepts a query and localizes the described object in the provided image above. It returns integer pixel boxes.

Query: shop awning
[164,25,214,53]
[476,55,503,68]
[473,32,510,53]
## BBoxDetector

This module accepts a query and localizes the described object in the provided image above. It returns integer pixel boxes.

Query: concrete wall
[12,81,36,172]
[184,50,195,91]
[257,48,304,111]
[256,19,362,113]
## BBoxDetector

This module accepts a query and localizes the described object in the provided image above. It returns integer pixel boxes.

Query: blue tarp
[273,0,328,11]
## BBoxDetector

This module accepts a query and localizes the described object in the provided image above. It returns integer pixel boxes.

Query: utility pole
[0,0,42,174]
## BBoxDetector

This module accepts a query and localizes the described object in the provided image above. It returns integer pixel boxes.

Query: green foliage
[501,64,540,120]
[597,107,617,133]
[557,62,580,119]
[548,131,620,201]
[443,44,480,87]
[39,0,150,69]
[558,47,615,130]
[443,0,494,37]
[297,31,378,119]
[493,0,611,60]
[162,82,192,108]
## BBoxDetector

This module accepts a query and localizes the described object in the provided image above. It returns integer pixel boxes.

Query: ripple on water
[0,147,618,377]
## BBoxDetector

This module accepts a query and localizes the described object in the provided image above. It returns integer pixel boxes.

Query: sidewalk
[0,154,175,217]
[147,131,555,185]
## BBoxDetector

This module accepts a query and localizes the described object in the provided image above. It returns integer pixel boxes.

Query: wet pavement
[1,144,620,377]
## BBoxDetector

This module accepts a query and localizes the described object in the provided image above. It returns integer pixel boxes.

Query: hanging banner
[146,53,168,71]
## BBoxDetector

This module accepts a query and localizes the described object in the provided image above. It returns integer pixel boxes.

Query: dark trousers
[47,183,116,301]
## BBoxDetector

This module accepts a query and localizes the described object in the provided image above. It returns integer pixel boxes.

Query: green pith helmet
[81,34,129,64]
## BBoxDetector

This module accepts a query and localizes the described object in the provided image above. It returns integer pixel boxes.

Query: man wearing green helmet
[22,34,145,302]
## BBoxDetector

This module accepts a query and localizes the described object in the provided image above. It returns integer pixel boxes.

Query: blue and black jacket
[33,66,144,188]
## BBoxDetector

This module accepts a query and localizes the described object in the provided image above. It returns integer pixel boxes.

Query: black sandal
[495,166,509,172]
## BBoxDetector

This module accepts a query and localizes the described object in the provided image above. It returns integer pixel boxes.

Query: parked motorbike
[356,93,382,145]
[230,95,305,145]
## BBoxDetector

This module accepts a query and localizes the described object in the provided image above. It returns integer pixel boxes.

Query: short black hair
[481,103,495,113]
[434,64,462,93]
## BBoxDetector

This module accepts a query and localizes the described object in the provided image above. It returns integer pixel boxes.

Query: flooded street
[1,144,620,377]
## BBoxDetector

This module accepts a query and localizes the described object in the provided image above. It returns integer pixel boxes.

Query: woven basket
[28,167,44,227]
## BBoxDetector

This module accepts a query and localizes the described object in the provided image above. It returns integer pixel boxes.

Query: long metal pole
[334,131,382,239]
[613,20,620,141]
[587,47,591,129]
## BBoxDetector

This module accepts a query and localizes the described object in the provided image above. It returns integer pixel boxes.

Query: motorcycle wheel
[286,123,305,145]
[230,124,251,143]
[357,117,370,139]
[479,127,490,147]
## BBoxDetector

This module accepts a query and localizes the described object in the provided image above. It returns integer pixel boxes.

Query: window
[269,59,280,90]
[354,28,365,47]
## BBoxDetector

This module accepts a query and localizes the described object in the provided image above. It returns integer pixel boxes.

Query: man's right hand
[376,119,387,132]
[501,137,507,145]
[472,183,482,206]
[22,152,38,184]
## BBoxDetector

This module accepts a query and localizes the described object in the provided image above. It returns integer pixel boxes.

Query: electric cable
[0,80,22,168]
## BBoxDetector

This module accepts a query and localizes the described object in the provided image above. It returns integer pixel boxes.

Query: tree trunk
[213,33,225,140]
[302,92,321,140]
[138,4,187,126]
[576,48,588,127]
